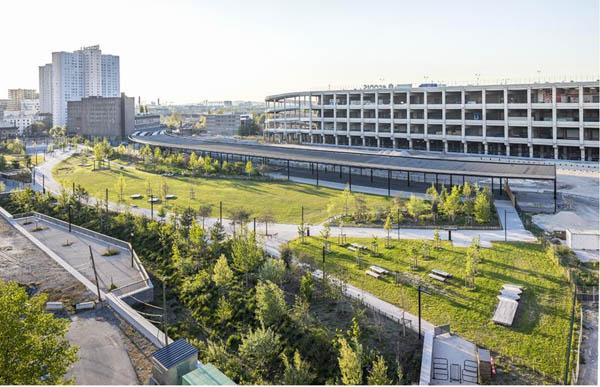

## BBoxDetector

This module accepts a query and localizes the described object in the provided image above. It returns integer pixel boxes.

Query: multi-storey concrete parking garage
[130,133,558,211]
[264,81,600,162]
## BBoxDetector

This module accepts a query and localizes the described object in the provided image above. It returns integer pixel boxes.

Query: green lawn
[52,155,391,224]
[289,236,572,381]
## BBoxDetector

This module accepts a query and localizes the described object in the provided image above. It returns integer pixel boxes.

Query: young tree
[258,210,275,236]
[0,280,78,384]
[115,174,126,202]
[212,254,234,287]
[474,188,492,224]
[464,237,481,289]
[239,326,281,383]
[368,355,391,385]
[229,207,252,235]
[231,233,264,284]
[442,185,462,222]
[245,160,255,176]
[299,272,314,301]
[337,337,362,385]
[159,178,169,201]
[433,229,441,250]
[340,184,353,217]
[258,258,286,284]
[353,196,369,223]
[255,280,287,327]
[195,203,212,229]
[406,195,430,222]
[320,222,331,241]
[383,214,393,248]
[281,350,315,385]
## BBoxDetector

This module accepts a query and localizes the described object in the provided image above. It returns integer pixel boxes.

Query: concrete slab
[17,217,143,292]
[66,308,139,385]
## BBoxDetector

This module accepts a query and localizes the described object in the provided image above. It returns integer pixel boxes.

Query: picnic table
[502,284,523,294]
[369,265,389,275]
[431,269,452,278]
[428,273,447,282]
[499,290,520,301]
[492,297,519,326]
[365,270,381,279]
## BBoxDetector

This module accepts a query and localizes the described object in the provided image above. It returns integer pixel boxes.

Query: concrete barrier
[75,301,95,311]
[46,301,64,311]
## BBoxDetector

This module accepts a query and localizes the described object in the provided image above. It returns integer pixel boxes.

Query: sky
[1,0,598,103]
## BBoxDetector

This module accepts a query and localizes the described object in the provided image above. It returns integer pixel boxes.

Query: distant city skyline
[1,0,598,103]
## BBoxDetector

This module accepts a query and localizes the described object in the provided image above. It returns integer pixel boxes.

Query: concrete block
[75,301,96,311]
[46,301,64,311]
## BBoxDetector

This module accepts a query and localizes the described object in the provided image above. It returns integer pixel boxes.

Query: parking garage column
[579,85,585,161]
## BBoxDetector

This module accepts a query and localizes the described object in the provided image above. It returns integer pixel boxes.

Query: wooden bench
[499,289,521,301]
[365,270,381,279]
[431,269,452,278]
[347,246,357,252]
[492,297,519,326]
[369,265,389,275]
[428,273,447,282]
[502,284,523,294]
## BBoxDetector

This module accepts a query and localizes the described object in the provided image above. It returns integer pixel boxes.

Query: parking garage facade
[264,81,599,162]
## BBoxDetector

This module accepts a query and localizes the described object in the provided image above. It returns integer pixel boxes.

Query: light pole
[504,210,507,242]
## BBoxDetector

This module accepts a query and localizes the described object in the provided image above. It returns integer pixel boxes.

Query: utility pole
[68,204,72,232]
[89,246,102,302]
[322,245,326,284]
[150,194,154,220]
[504,210,507,242]
[418,285,422,339]
[162,281,168,347]
[219,201,223,225]
[397,207,401,240]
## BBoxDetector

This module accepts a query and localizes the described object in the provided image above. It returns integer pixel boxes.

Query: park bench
[130,194,143,199]
[165,194,177,200]
[365,270,381,279]
[350,243,368,251]
[369,265,389,275]
[431,269,452,278]
[492,297,519,326]
[498,290,520,301]
[428,273,447,282]
[347,246,357,252]
[502,284,523,294]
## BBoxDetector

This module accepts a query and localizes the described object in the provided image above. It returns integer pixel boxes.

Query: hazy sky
[2,0,598,103]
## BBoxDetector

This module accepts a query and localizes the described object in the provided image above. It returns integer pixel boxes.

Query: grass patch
[102,247,120,256]
[289,236,572,381]
[53,155,391,224]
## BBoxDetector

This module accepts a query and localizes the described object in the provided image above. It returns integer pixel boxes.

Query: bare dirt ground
[578,304,599,385]
[530,169,599,233]
[0,216,155,384]
[0,216,91,306]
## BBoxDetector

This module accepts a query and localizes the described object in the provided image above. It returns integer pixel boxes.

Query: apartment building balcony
[363,118,377,124]
[584,120,600,128]
[485,103,504,109]
[348,117,362,123]
[486,126,505,138]
[411,118,426,125]
[531,102,552,109]
[378,118,392,124]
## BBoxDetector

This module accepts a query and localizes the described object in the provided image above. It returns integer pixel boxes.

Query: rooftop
[152,339,198,370]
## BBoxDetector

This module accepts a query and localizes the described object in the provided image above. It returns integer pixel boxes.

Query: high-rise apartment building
[7,89,38,111]
[38,64,53,114]
[46,45,120,126]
